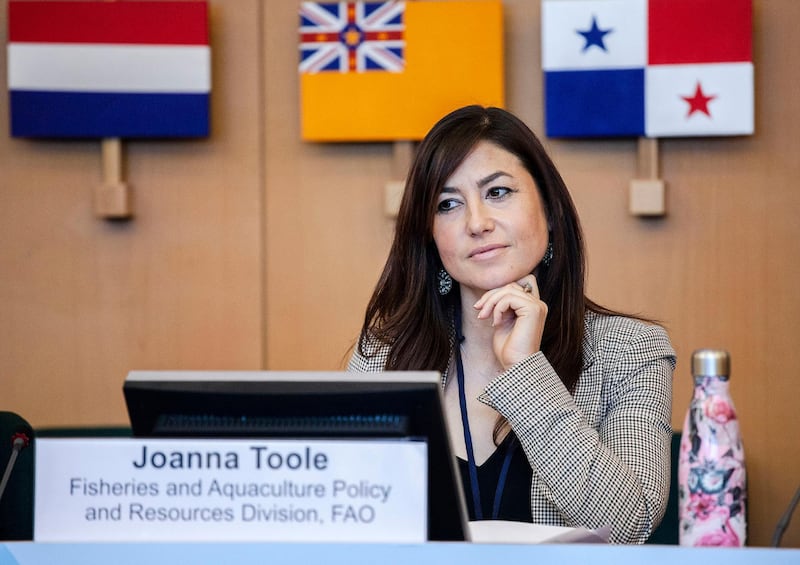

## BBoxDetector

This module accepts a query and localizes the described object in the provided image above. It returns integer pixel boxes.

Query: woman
[348,105,675,544]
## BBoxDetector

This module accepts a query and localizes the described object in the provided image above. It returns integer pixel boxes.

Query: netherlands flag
[7,0,210,138]
[542,0,753,138]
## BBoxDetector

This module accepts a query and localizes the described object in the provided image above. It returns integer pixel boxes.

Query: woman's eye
[487,186,512,199]
[437,198,460,212]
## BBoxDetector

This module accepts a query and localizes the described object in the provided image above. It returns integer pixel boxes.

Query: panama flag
[299,1,504,142]
[7,0,210,138]
[542,0,753,138]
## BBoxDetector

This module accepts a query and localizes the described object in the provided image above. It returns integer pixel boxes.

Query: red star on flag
[682,82,717,117]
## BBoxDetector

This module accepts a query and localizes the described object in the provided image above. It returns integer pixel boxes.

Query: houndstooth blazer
[347,310,676,544]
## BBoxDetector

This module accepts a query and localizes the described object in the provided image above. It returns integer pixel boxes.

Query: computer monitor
[123,370,468,541]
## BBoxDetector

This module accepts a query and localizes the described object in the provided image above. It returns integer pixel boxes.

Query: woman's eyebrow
[442,170,512,193]
[476,171,512,188]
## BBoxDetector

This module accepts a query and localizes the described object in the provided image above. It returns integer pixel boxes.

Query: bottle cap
[691,349,730,377]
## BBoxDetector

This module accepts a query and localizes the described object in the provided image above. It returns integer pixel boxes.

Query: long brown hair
[357,105,610,393]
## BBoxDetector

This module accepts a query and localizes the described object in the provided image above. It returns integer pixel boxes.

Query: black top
[457,433,533,522]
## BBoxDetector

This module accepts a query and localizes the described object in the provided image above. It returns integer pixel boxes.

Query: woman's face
[432,140,549,298]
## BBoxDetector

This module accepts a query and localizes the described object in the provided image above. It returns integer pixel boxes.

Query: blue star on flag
[577,15,612,52]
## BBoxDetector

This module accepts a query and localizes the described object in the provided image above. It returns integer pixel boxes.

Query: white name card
[34,438,427,543]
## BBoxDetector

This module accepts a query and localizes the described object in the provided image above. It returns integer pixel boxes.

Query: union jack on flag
[299,1,405,73]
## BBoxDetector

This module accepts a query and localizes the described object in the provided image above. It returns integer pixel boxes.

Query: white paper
[468,520,610,544]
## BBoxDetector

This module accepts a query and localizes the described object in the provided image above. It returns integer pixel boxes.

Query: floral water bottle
[678,349,746,546]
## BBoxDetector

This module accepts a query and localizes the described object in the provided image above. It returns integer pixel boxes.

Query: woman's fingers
[472,276,548,368]
[474,276,539,320]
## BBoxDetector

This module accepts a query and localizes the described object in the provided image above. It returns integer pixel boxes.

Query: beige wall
[1,0,798,547]
[0,2,265,422]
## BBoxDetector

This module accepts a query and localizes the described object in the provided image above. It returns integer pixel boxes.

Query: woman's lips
[468,244,507,259]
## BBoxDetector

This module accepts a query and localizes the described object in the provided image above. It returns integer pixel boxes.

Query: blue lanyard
[454,306,517,520]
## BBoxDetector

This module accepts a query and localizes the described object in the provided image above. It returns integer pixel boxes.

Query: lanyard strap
[454,306,516,521]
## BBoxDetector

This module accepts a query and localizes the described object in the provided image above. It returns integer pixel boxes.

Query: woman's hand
[473,275,548,370]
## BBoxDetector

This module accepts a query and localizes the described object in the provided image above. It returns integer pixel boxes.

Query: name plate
[34,438,427,542]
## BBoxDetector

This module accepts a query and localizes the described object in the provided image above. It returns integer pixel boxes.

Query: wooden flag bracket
[384,141,415,218]
[629,136,666,217]
[95,137,133,220]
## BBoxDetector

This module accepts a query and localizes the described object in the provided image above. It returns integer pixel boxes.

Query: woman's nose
[466,203,494,235]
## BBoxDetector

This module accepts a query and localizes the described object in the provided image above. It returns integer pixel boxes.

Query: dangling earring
[541,241,554,267]
[437,269,453,295]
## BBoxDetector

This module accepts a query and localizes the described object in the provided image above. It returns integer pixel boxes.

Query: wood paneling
[262,2,396,370]
[0,1,264,426]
